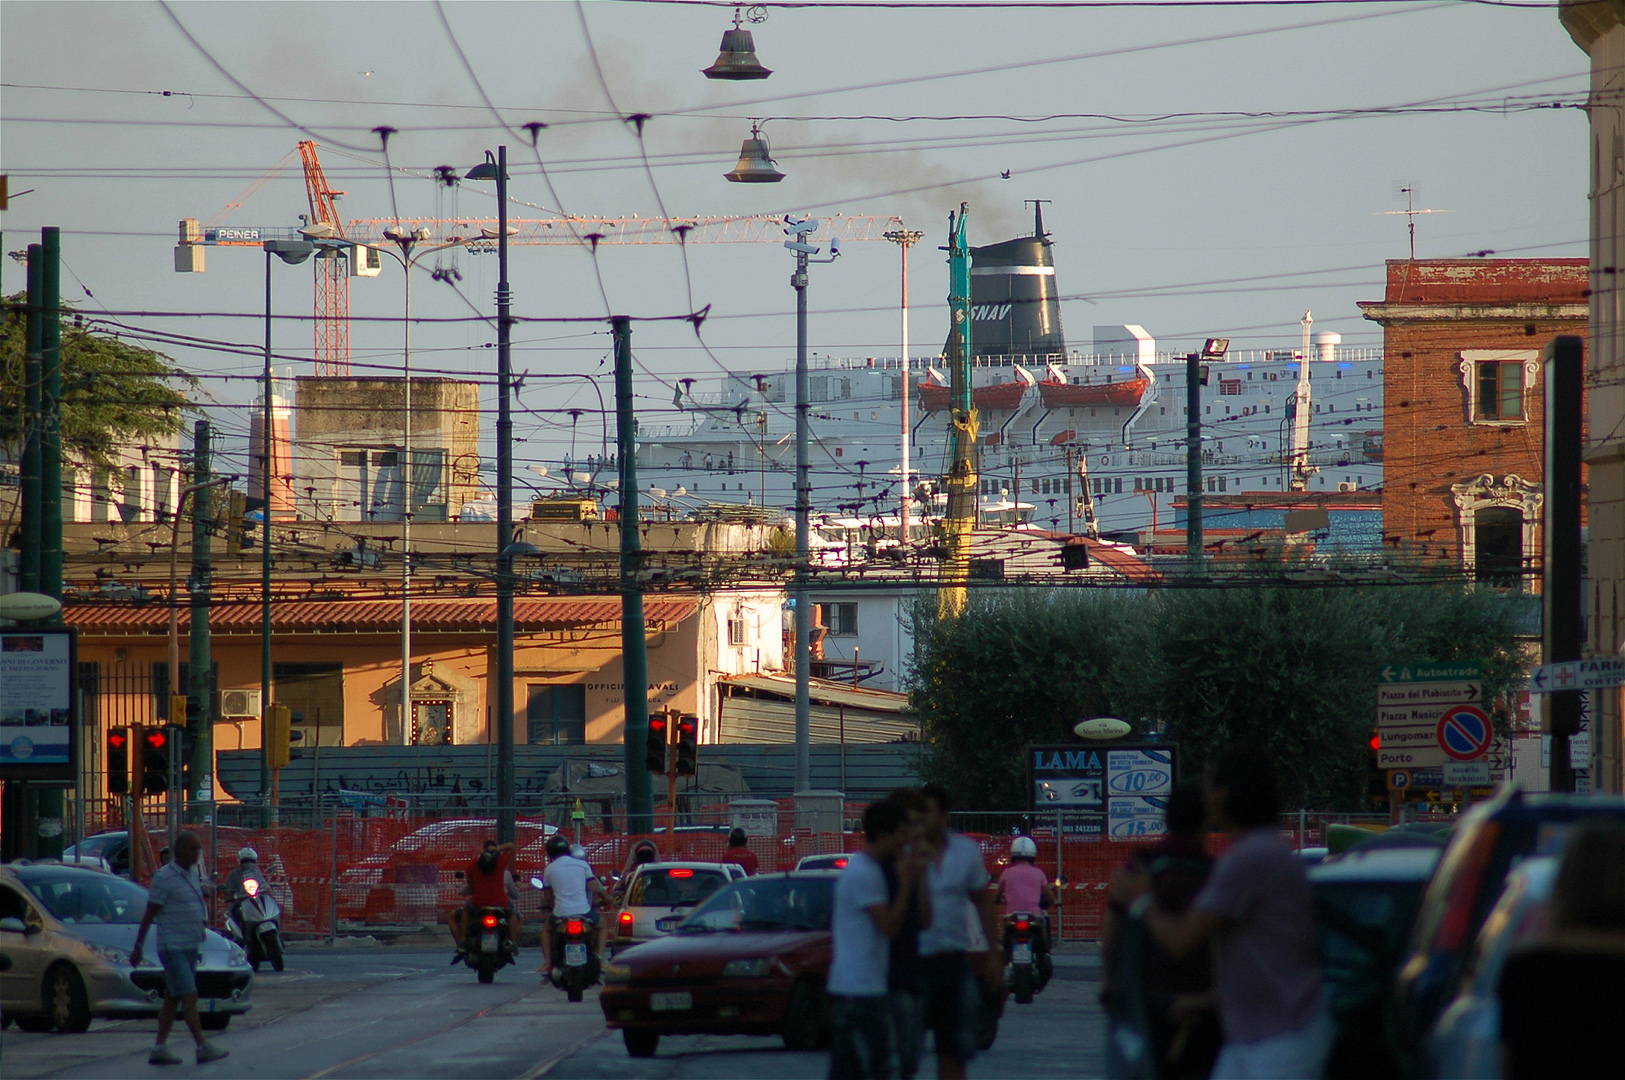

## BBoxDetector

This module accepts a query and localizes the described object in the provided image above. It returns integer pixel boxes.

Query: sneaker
[149,1045,183,1066]
[450,949,466,966]
[196,1041,230,1064]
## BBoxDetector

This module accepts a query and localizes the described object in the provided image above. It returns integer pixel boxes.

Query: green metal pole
[187,420,213,806]
[20,246,42,593]
[261,252,273,815]
[40,227,63,602]
[615,316,653,833]
[37,227,64,860]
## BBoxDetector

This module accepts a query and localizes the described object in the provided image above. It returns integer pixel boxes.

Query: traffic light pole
[186,422,215,809]
[615,317,653,834]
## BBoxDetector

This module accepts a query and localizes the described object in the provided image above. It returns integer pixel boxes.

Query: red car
[599,871,837,1058]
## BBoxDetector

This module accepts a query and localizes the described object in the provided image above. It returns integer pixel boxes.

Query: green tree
[911,584,1525,811]
[1,294,195,464]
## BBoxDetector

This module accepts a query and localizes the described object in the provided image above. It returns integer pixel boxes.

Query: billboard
[1029,743,1177,840]
[0,628,78,781]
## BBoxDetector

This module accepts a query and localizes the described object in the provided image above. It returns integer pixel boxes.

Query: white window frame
[1457,350,1539,426]
[1449,473,1543,572]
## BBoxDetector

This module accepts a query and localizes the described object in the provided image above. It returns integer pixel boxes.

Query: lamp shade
[703,27,771,80]
[725,129,785,184]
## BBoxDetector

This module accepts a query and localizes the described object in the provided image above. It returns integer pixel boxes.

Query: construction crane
[178,142,906,377]
[298,142,350,376]
[938,203,976,620]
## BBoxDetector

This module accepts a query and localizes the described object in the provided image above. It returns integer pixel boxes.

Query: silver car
[0,863,254,1033]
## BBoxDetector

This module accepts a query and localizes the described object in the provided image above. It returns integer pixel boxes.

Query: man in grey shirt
[1111,749,1329,1079]
[132,831,229,1066]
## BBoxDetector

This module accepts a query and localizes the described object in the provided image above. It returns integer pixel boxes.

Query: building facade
[1562,0,1625,794]
[1359,259,1589,580]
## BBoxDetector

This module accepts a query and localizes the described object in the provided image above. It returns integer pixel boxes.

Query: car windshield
[1314,878,1430,1017]
[677,876,835,934]
[71,834,124,858]
[25,872,149,925]
[628,867,729,909]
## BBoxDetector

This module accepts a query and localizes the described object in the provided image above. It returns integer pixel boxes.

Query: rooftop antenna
[1025,199,1052,240]
[1375,184,1455,261]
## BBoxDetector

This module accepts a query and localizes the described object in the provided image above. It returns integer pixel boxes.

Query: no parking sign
[1437,705,1494,762]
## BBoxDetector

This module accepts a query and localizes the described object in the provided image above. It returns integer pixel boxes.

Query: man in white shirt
[828,799,928,1080]
[915,785,1000,1080]
[538,834,607,980]
[131,831,228,1066]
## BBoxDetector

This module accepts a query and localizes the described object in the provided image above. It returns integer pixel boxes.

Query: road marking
[517,1027,611,1079]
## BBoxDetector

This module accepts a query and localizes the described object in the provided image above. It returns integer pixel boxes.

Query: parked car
[601,871,837,1057]
[0,863,254,1032]
[1392,787,1625,1069]
[58,831,132,876]
[1310,839,1444,1080]
[1425,856,1558,1080]
[334,818,558,923]
[793,854,850,872]
[611,862,740,952]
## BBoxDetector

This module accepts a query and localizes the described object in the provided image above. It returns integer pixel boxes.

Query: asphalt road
[1,946,1104,1079]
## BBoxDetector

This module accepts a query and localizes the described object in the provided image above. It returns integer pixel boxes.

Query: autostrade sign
[1028,744,1177,840]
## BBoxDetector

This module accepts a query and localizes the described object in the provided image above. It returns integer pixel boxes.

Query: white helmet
[1010,836,1038,861]
[237,847,259,864]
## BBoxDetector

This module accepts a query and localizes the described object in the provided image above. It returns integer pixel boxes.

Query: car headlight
[227,943,248,965]
[87,943,130,965]
[601,962,632,985]
[722,958,771,978]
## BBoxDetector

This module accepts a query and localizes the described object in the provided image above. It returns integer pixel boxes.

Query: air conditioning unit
[1337,482,1357,493]
[219,689,262,718]
[350,243,383,277]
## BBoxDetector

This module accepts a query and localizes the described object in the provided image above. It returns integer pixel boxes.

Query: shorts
[888,989,925,1080]
[1210,1008,1334,1080]
[828,994,894,1080]
[158,948,200,998]
[919,952,980,1064]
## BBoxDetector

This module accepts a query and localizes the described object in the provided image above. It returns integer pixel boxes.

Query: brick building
[1359,259,1588,581]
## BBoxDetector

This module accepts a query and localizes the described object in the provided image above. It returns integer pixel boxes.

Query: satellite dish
[0,592,63,622]
[1074,716,1131,741]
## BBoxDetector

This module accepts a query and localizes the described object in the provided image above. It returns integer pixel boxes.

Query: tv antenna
[1374,184,1454,261]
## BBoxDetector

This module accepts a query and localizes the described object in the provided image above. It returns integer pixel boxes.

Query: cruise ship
[632,212,1383,544]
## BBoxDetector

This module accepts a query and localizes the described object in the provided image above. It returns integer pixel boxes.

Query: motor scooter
[532,876,601,1002]
[1003,911,1053,1004]
[462,906,516,984]
[224,877,285,972]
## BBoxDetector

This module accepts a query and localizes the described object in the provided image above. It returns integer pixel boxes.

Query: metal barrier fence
[54,799,1447,943]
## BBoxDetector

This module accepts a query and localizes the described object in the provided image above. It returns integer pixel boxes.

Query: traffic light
[107,726,130,795]
[675,714,698,777]
[226,489,250,554]
[142,727,171,794]
[169,694,187,728]
[266,704,302,770]
[645,713,668,773]
[1366,730,1387,811]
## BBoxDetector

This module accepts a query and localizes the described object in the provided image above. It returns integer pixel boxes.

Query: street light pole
[883,228,923,550]
[260,239,314,812]
[494,145,515,843]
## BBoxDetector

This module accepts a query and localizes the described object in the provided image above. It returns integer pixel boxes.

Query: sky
[0,0,1592,483]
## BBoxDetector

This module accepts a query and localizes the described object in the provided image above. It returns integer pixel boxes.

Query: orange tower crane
[298,141,350,377]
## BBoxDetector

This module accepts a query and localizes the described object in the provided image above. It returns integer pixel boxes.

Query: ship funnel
[724,124,785,183]
[949,222,1066,360]
[1314,331,1341,363]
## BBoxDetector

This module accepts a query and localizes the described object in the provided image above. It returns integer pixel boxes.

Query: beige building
[292,376,482,524]
[1562,0,1625,794]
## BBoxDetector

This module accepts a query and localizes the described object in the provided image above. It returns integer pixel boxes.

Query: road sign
[1377,682,1483,708]
[1443,761,1491,786]
[1380,662,1482,684]
[1437,705,1494,761]
[1388,770,1412,791]
[1528,657,1625,694]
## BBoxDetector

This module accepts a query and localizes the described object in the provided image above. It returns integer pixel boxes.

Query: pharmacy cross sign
[1436,705,1493,762]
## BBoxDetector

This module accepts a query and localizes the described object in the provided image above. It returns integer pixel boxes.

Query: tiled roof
[61,596,701,635]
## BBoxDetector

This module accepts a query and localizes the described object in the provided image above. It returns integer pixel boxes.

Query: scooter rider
[452,839,521,962]
[997,836,1059,946]
[220,848,269,924]
[537,834,607,981]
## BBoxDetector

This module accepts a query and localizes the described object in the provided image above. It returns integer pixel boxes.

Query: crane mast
[298,142,350,377]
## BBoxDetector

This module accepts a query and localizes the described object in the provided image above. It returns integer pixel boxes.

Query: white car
[793,853,852,872]
[611,862,741,952]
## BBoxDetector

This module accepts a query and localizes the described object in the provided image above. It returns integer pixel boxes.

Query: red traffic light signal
[107,726,130,795]
[144,729,167,751]
[675,715,698,776]
[645,715,668,773]
[1369,733,1381,753]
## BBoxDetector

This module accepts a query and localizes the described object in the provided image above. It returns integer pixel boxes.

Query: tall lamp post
[465,147,516,842]
[883,228,923,549]
[784,218,839,793]
[377,227,463,750]
[259,239,315,810]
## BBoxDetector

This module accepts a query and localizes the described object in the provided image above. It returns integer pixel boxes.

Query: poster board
[1028,743,1177,840]
[0,627,79,782]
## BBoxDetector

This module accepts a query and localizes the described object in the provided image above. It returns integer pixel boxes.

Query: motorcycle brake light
[244,880,259,897]
[566,919,585,936]
[1015,919,1030,932]
[482,914,499,929]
